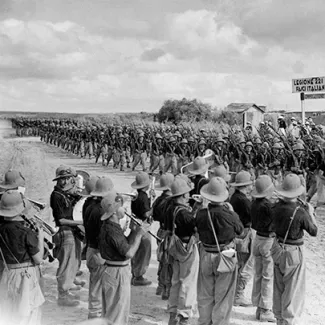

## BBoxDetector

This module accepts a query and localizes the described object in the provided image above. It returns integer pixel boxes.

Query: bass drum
[73,197,87,222]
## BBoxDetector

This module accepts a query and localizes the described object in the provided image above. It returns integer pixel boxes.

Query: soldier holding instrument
[50,165,84,307]
[0,191,45,325]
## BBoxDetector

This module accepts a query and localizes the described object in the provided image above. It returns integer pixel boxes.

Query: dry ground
[0,119,324,325]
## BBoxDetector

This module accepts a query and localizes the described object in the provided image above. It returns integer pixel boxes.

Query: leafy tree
[157,98,212,124]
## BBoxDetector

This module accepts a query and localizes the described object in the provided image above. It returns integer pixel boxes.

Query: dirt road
[0,120,324,325]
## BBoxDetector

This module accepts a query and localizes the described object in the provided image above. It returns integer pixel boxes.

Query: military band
[0,114,323,325]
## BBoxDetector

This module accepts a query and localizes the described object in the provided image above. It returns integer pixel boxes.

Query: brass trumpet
[191,194,203,202]
[32,214,59,236]
[118,192,138,201]
[26,198,46,210]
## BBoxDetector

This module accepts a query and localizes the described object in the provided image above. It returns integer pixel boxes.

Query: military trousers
[252,235,274,310]
[168,244,199,319]
[102,264,131,325]
[272,240,306,325]
[133,152,147,171]
[53,229,82,297]
[197,245,237,325]
[0,264,44,325]
[85,141,93,158]
[235,228,255,300]
[150,154,165,173]
[164,154,177,175]
[86,248,105,319]
[131,231,151,278]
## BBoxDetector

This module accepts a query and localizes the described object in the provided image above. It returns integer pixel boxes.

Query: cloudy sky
[1,0,325,113]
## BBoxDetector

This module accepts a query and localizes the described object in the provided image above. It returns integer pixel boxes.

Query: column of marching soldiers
[0,115,321,325]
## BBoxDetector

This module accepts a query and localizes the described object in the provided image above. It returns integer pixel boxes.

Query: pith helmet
[187,157,209,175]
[155,173,174,191]
[131,172,150,189]
[230,171,253,187]
[0,170,26,189]
[0,190,31,217]
[209,165,231,182]
[170,178,191,198]
[100,190,124,221]
[81,175,100,196]
[90,177,114,197]
[251,175,274,198]
[275,173,305,198]
[200,177,229,203]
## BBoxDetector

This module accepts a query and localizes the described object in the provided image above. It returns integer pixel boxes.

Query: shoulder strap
[207,208,221,252]
[172,206,186,234]
[0,233,22,269]
[282,205,300,245]
[53,190,70,208]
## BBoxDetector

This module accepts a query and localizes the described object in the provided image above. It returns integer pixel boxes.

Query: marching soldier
[149,133,165,175]
[132,132,147,172]
[165,137,178,175]
[175,138,190,174]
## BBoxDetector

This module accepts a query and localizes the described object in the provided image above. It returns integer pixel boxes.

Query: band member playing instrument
[50,165,84,307]
[84,176,114,319]
[0,190,45,325]
[0,169,27,278]
[130,172,153,286]
[251,175,276,322]
[230,170,254,307]
[196,177,243,325]
[164,178,199,325]
[188,157,209,208]
[99,190,150,325]
[272,174,317,325]
[153,173,174,300]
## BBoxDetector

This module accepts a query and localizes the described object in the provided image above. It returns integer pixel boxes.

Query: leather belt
[6,262,37,269]
[104,259,130,267]
[277,237,303,246]
[256,232,276,238]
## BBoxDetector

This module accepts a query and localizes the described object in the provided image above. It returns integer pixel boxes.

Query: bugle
[26,198,46,210]
[32,214,59,236]
[191,194,203,202]
[125,212,162,242]
[118,192,138,201]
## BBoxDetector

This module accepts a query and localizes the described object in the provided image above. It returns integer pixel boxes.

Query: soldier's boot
[259,309,276,323]
[162,286,170,300]
[177,315,189,325]
[156,284,163,296]
[168,312,178,325]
